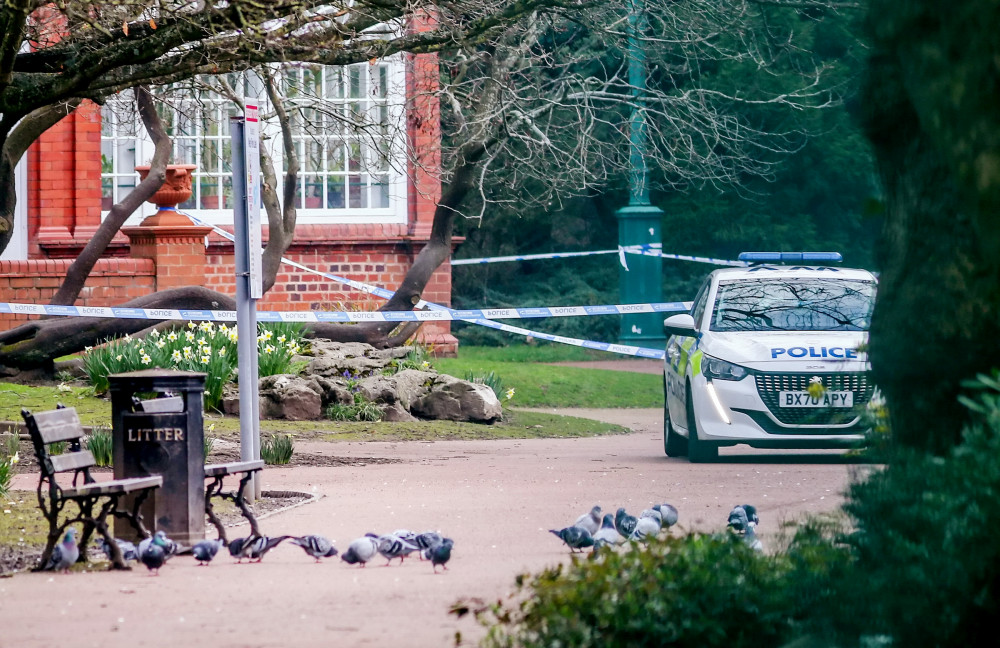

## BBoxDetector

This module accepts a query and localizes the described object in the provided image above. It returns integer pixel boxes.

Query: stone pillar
[123,216,214,291]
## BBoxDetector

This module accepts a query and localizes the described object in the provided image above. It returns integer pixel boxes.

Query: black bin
[110,369,206,546]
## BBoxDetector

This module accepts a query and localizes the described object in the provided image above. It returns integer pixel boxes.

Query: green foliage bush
[260,434,294,465]
[85,425,113,468]
[82,322,306,412]
[0,433,19,497]
[325,393,384,422]
[796,371,1000,648]
[469,535,801,648]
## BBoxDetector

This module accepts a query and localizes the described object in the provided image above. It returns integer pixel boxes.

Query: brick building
[0,54,457,353]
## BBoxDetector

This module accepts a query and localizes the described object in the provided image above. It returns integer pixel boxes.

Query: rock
[411,374,502,423]
[220,343,501,424]
[306,341,412,379]
[381,402,418,422]
[258,374,322,420]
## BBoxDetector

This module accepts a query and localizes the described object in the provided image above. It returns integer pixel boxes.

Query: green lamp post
[616,0,665,349]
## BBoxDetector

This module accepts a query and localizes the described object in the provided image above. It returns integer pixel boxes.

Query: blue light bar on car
[737,252,843,264]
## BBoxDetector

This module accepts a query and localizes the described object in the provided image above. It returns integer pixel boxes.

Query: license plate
[778,391,854,408]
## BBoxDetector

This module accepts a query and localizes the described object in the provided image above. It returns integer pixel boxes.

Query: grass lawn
[431,345,662,408]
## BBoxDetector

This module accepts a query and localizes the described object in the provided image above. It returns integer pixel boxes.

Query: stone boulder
[258,374,323,420]
[221,343,503,423]
[410,373,503,423]
[305,340,413,379]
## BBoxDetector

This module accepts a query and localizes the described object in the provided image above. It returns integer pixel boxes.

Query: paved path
[0,409,855,648]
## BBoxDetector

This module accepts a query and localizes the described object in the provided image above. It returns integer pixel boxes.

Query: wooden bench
[134,396,265,543]
[21,406,163,570]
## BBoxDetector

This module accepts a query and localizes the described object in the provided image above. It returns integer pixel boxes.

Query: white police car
[662,252,877,462]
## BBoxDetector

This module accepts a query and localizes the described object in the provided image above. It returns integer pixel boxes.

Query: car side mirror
[663,313,696,338]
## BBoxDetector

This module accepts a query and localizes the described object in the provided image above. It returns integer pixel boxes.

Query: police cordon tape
[4,210,677,360]
[186,210,682,359]
[0,300,690,324]
[451,244,747,268]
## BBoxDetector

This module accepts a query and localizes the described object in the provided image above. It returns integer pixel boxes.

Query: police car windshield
[710,278,875,332]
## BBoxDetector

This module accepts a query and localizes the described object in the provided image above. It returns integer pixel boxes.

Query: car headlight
[702,355,749,381]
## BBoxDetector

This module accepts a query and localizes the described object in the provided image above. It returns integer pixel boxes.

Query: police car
[662,252,877,462]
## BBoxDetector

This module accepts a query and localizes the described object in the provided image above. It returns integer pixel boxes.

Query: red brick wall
[0,258,155,327]
[202,224,457,352]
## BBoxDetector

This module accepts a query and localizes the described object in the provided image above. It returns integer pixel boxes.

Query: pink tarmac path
[0,408,855,648]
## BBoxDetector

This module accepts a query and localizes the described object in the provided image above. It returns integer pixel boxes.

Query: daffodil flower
[218,347,227,357]
[155,339,166,349]
[171,350,183,362]
[167,331,178,342]
[187,322,197,329]
[505,388,516,400]
[200,355,210,364]
[141,354,152,365]
[264,344,276,354]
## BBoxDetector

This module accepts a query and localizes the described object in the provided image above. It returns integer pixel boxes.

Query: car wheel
[664,378,688,457]
[686,389,718,463]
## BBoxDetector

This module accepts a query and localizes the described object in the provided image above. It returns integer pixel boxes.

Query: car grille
[754,372,875,426]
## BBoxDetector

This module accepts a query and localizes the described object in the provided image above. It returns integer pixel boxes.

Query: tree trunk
[861,2,1000,454]
[49,87,170,306]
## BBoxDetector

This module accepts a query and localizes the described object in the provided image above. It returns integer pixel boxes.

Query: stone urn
[134,163,198,226]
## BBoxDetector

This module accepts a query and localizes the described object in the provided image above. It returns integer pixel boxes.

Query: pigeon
[639,508,662,525]
[95,536,138,562]
[43,528,79,573]
[377,533,421,565]
[593,513,624,545]
[341,535,380,567]
[228,537,250,562]
[391,529,419,545]
[743,522,764,552]
[614,507,639,538]
[240,535,292,562]
[550,525,595,552]
[428,537,454,573]
[414,531,443,551]
[192,538,226,565]
[727,505,763,551]
[139,532,178,561]
[740,504,760,527]
[654,503,679,529]
[727,505,759,533]
[573,505,602,536]
[140,531,172,575]
[290,535,339,562]
[630,516,662,542]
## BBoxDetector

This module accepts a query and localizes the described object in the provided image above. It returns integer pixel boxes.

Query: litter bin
[110,369,206,546]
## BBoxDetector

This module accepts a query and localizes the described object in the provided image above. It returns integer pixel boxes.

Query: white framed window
[100,58,408,226]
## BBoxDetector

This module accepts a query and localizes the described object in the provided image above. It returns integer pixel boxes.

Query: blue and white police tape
[0,300,690,324]
[452,244,745,268]
[181,211,673,359]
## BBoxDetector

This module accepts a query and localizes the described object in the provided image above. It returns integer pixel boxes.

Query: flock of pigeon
[549,503,764,553]
[41,503,760,575]
[43,527,454,575]
[549,503,680,553]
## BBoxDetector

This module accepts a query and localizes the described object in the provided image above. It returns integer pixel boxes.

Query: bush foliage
[82,322,306,411]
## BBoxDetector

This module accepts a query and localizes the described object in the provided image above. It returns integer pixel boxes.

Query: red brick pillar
[122,224,214,292]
